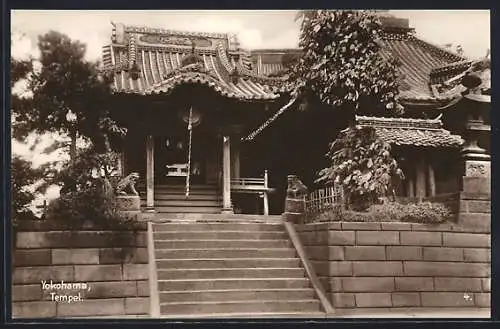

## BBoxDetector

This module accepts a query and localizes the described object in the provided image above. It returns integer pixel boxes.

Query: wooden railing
[230,170,275,215]
[231,177,265,186]
[305,185,344,215]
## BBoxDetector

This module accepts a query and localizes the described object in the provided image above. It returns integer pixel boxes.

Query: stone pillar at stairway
[222,135,233,213]
[146,134,155,212]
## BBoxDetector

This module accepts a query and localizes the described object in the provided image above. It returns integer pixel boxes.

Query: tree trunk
[69,129,77,161]
[347,110,356,128]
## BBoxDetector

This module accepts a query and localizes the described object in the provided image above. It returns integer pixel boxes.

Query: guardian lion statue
[286,175,309,198]
[115,172,140,196]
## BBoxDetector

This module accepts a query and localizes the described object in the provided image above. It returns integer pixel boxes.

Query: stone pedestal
[463,159,491,195]
[116,195,141,220]
[282,175,308,223]
[459,157,491,229]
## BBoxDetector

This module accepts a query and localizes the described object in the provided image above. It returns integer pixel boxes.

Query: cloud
[391,10,490,59]
[11,31,38,60]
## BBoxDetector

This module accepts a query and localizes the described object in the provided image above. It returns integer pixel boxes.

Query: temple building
[102,14,490,215]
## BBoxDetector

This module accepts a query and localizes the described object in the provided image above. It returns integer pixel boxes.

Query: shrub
[309,201,452,224]
[44,148,141,258]
[395,202,452,224]
[317,126,404,211]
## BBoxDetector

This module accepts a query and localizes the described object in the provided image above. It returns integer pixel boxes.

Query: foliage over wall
[317,126,404,210]
[45,148,141,255]
[311,201,452,224]
[47,148,126,226]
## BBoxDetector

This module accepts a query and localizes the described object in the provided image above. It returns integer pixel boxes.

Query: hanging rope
[185,107,193,198]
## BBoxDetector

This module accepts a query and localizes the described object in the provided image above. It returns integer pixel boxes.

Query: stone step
[150,194,221,201]
[146,188,218,194]
[153,223,284,232]
[159,312,326,319]
[155,248,296,259]
[139,184,218,190]
[151,206,221,213]
[142,199,222,207]
[154,231,288,240]
[156,258,301,269]
[151,214,283,221]
[159,299,321,315]
[159,288,315,303]
[158,278,311,291]
[140,191,219,198]
[154,239,292,249]
[157,267,306,280]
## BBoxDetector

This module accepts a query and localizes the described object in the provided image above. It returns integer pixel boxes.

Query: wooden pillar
[406,164,415,198]
[415,158,427,198]
[263,170,269,215]
[428,163,436,197]
[222,135,233,213]
[231,137,240,179]
[407,179,415,197]
[146,134,155,211]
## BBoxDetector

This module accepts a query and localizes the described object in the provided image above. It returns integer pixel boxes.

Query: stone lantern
[459,70,491,196]
[452,61,491,230]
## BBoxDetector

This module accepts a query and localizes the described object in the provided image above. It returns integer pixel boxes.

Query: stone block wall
[12,221,149,318]
[296,221,490,310]
[459,192,491,230]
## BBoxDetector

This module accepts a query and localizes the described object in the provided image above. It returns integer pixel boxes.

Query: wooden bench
[230,170,275,215]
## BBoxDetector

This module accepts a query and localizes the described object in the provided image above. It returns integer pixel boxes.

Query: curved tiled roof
[378,32,466,102]
[103,22,469,104]
[103,23,284,101]
[356,115,464,148]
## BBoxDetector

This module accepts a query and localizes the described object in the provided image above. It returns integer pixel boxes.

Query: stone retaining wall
[296,221,491,310]
[12,221,149,318]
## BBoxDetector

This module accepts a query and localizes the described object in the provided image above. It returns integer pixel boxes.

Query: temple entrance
[154,130,220,187]
[155,134,203,185]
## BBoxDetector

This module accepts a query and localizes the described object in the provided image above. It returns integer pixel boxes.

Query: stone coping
[295,221,490,234]
[153,307,489,319]
[15,220,147,232]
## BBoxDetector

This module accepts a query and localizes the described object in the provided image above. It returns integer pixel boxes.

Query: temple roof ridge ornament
[355,115,444,130]
[112,22,229,42]
[180,41,204,67]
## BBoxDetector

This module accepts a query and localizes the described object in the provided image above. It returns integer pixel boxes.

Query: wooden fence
[305,185,344,215]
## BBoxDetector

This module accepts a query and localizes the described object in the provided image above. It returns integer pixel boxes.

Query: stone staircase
[140,185,222,213]
[150,217,324,317]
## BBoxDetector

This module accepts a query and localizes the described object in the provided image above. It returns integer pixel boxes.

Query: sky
[11,10,491,62]
[9,10,491,204]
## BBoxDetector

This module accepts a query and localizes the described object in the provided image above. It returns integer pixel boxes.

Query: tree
[11,156,49,222]
[12,31,125,159]
[292,10,403,119]
[292,10,405,207]
[317,126,404,210]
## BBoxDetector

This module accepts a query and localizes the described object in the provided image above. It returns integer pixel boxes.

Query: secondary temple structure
[101,15,490,216]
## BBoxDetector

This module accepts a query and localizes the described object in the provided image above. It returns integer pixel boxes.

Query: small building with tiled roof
[355,116,464,149]
[355,115,465,198]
